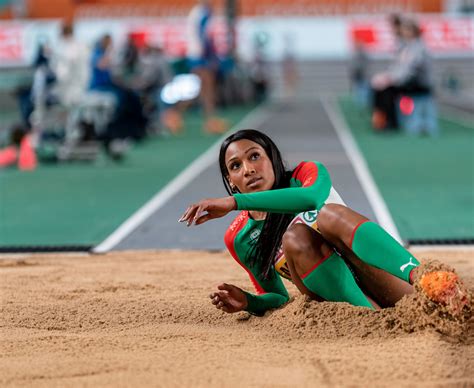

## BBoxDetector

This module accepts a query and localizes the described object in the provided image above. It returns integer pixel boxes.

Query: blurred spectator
[371,18,435,133]
[349,39,370,109]
[133,45,172,95]
[122,34,140,76]
[370,13,405,130]
[250,32,269,103]
[31,45,56,106]
[389,13,405,53]
[215,54,236,108]
[132,44,174,131]
[89,34,115,91]
[186,0,227,133]
[89,34,147,156]
[18,39,57,130]
[281,33,298,102]
[52,24,90,108]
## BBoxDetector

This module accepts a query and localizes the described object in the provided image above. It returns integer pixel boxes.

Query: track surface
[116,99,377,250]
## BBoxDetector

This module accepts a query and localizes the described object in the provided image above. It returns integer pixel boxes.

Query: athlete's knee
[282,224,319,257]
[282,224,327,260]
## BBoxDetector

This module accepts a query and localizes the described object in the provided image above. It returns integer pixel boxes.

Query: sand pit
[1,248,473,387]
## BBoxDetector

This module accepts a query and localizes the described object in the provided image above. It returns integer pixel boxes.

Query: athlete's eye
[250,152,260,161]
[230,162,240,170]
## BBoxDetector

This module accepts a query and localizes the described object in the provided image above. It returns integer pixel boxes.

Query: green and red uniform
[224,160,419,315]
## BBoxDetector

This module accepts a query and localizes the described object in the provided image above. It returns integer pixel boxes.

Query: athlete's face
[225,139,275,193]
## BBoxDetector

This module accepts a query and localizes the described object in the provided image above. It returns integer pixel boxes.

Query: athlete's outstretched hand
[179,196,236,226]
[209,283,248,314]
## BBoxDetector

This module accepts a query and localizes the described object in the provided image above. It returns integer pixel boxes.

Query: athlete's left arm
[242,271,290,316]
[234,161,332,214]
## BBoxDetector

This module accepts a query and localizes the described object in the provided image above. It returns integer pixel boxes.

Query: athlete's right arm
[180,161,332,227]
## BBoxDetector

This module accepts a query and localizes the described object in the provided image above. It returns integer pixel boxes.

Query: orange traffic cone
[0,146,18,168]
[18,135,37,171]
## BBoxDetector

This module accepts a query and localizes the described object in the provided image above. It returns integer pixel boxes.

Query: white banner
[0,15,472,67]
[0,20,61,67]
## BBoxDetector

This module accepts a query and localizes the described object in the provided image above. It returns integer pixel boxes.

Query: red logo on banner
[128,18,229,58]
[0,25,23,61]
[350,20,397,53]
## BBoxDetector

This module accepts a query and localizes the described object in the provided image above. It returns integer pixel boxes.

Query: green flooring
[0,106,254,246]
[339,97,474,241]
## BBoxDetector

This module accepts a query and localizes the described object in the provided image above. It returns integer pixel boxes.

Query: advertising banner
[349,16,474,55]
[0,21,61,67]
[1,15,472,67]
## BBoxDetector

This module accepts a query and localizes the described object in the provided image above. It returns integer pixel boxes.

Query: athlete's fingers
[210,291,223,299]
[220,305,232,313]
[192,203,209,225]
[194,213,212,225]
[213,295,226,306]
[178,206,190,222]
[179,205,196,223]
[217,283,233,292]
[191,206,202,225]
[214,290,230,300]
[210,286,226,299]
[210,290,230,305]
[210,292,234,313]
[188,205,202,224]
[183,205,201,226]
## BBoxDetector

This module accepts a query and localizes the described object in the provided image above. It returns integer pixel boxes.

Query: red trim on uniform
[300,251,333,279]
[349,220,369,249]
[292,162,304,179]
[293,161,319,188]
[408,268,416,285]
[224,211,266,295]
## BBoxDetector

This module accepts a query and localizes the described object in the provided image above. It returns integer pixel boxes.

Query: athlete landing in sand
[180,129,468,315]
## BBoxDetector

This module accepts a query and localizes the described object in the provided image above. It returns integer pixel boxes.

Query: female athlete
[180,129,467,315]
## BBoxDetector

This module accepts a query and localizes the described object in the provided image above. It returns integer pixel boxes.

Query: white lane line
[321,97,403,244]
[93,105,270,253]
